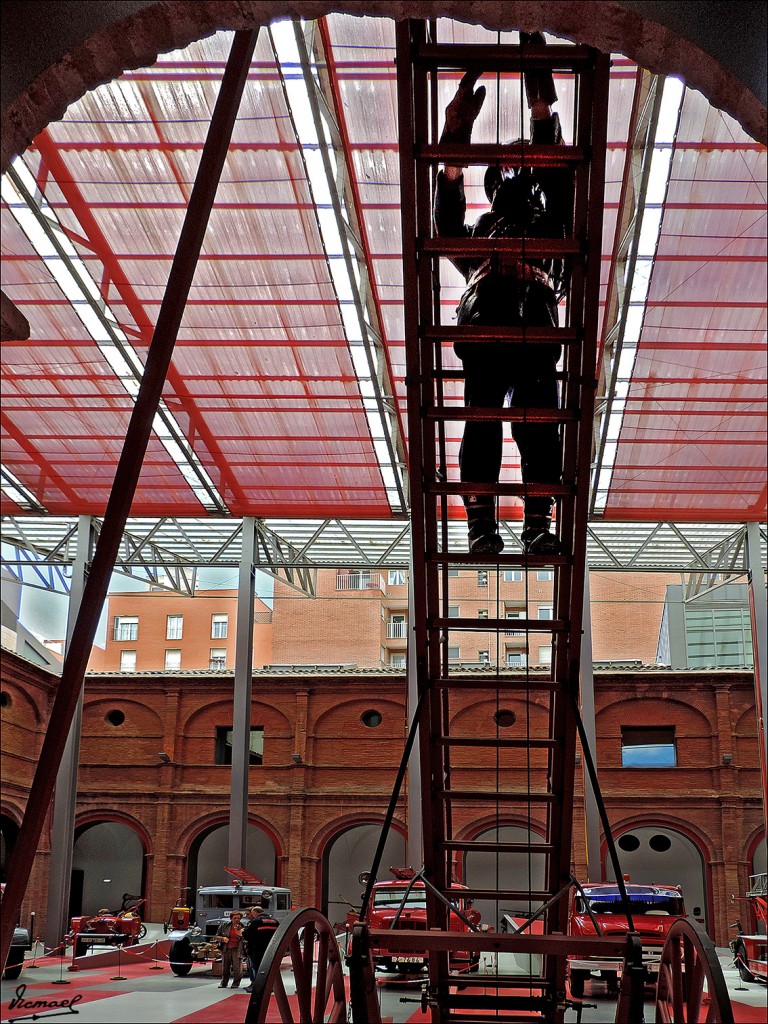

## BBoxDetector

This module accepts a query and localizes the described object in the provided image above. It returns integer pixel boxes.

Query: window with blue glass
[621,726,677,767]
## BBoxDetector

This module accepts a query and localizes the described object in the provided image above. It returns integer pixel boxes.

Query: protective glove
[520,31,558,108]
[440,70,486,145]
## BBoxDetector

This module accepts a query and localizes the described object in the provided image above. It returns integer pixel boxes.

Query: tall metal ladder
[394,20,611,1022]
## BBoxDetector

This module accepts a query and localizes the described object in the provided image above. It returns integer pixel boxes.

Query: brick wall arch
[1,1,764,173]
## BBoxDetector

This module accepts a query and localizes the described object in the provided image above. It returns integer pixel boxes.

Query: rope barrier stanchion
[733,953,749,991]
[50,938,71,985]
[26,936,41,968]
[110,943,127,981]
[149,939,164,970]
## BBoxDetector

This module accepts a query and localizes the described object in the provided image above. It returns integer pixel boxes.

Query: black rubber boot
[521,517,565,556]
[466,498,504,555]
[468,517,505,555]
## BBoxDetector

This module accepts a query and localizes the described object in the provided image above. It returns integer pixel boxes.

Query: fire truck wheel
[733,942,755,983]
[169,940,193,976]
[138,924,147,940]
[247,909,346,1023]
[569,969,587,998]
[656,919,734,1024]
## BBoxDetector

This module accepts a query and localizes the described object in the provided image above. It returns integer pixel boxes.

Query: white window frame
[390,652,406,668]
[388,570,407,586]
[165,648,182,671]
[503,569,523,582]
[211,613,229,639]
[506,652,528,667]
[119,650,137,671]
[538,645,553,666]
[210,647,227,669]
[166,614,183,640]
[536,570,554,582]
[113,615,138,642]
[538,606,554,620]
[448,646,461,661]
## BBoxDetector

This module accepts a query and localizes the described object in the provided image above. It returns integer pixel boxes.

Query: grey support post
[580,566,602,882]
[228,517,257,870]
[745,522,767,835]
[406,556,423,871]
[45,515,95,949]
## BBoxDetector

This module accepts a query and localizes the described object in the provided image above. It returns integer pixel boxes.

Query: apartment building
[83,569,682,672]
[87,589,273,673]
[269,567,680,669]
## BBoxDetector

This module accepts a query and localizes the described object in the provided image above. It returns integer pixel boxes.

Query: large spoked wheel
[245,908,346,1024]
[655,918,734,1023]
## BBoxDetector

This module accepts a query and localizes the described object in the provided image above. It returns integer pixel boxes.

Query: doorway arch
[0,815,20,883]
[187,822,277,896]
[463,824,547,931]
[321,822,406,931]
[606,825,708,930]
[71,820,146,918]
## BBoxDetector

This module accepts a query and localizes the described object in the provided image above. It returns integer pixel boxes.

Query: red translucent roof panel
[1,18,765,524]
[604,88,767,521]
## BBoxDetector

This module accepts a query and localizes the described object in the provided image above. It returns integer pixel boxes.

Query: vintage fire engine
[68,894,147,961]
[346,868,482,976]
[730,872,767,983]
[567,882,686,996]
[167,868,291,976]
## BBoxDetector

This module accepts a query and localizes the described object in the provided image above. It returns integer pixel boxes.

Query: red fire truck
[68,894,147,961]
[731,872,767,983]
[567,882,686,997]
[347,868,481,976]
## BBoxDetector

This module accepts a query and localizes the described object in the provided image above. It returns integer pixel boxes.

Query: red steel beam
[0,28,260,971]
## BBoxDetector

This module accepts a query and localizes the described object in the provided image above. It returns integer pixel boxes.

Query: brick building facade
[87,589,273,673]
[1,649,763,947]
[84,568,679,672]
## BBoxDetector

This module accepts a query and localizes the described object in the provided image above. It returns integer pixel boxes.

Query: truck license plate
[393,956,425,964]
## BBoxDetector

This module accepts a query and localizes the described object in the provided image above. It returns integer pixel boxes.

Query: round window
[618,833,641,852]
[494,709,517,728]
[106,709,126,727]
[649,833,672,853]
[361,710,382,728]
[0,691,10,708]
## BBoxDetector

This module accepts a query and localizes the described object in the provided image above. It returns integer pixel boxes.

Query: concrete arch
[461,821,548,931]
[71,816,150,917]
[0,814,20,883]
[604,820,710,932]
[317,817,407,929]
[188,820,279,892]
[1,0,764,177]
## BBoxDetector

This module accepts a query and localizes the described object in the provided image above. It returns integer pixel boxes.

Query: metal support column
[579,566,602,882]
[745,522,767,834]
[0,29,259,968]
[44,515,95,949]
[229,517,257,870]
[406,551,423,871]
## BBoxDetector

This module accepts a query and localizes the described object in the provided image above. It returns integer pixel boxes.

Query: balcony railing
[387,621,407,639]
[336,572,384,593]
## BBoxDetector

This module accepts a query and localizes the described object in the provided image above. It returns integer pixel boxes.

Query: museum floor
[2,925,765,1023]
